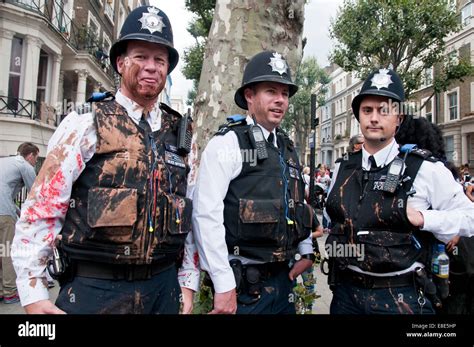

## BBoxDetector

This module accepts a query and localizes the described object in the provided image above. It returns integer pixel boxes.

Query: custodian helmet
[234,51,298,110]
[109,6,179,75]
[351,68,405,121]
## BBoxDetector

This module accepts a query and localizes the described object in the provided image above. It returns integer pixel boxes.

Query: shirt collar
[115,90,162,131]
[361,139,399,170]
[245,115,277,147]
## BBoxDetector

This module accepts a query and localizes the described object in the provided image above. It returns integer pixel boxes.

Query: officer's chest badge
[371,68,393,90]
[268,52,288,75]
[139,7,166,34]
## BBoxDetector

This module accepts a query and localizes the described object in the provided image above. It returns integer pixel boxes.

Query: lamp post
[309,94,319,207]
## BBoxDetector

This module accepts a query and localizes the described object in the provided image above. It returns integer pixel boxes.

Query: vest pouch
[238,199,281,244]
[87,187,137,243]
[156,193,192,250]
[293,202,312,242]
[355,230,415,271]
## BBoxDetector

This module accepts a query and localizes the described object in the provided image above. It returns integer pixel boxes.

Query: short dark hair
[17,142,39,158]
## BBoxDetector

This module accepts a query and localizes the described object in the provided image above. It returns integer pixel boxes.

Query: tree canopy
[330,0,474,102]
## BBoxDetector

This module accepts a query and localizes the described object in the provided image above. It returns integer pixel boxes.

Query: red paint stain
[193,251,199,268]
[76,153,84,170]
[24,170,69,231]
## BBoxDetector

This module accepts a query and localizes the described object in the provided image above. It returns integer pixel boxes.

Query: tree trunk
[189,0,305,177]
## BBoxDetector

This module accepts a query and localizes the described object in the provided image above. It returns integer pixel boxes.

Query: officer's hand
[289,259,313,281]
[406,207,424,228]
[446,235,460,253]
[24,300,66,314]
[209,288,237,314]
[180,287,194,314]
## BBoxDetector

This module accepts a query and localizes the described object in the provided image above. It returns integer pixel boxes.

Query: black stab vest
[218,125,312,262]
[60,101,191,265]
[325,149,436,273]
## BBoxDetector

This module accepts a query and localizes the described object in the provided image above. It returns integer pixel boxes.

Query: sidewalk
[312,233,332,314]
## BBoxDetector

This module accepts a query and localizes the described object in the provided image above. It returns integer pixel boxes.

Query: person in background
[0,142,39,304]
[347,134,364,153]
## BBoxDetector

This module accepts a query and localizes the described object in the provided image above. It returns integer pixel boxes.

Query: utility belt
[203,260,290,305]
[231,259,289,304]
[339,269,415,289]
[48,245,176,282]
[74,260,175,281]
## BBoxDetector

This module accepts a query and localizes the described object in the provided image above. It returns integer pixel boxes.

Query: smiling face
[116,40,169,108]
[359,95,403,153]
[244,81,289,132]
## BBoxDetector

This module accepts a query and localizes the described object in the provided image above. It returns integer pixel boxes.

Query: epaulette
[87,91,115,103]
[215,114,247,136]
[159,102,183,118]
[405,147,439,163]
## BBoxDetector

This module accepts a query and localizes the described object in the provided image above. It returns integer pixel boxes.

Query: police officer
[12,6,199,314]
[324,68,474,314]
[193,51,315,314]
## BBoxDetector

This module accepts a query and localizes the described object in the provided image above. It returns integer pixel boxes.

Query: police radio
[249,125,269,160]
[177,110,192,155]
[383,157,404,193]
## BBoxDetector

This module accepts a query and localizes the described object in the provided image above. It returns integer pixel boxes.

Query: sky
[150,0,343,100]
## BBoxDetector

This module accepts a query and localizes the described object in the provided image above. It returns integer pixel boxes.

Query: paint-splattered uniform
[12,91,200,309]
[324,140,474,314]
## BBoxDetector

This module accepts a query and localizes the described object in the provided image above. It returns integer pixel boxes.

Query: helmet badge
[268,52,288,75]
[139,7,166,34]
[370,68,393,90]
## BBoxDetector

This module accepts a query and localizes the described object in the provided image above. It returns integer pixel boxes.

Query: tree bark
[189,0,305,177]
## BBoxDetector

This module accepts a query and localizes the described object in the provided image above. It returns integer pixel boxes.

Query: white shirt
[11,91,200,307]
[192,116,313,293]
[325,139,474,277]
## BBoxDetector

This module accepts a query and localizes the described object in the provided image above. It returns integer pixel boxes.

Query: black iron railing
[0,96,39,120]
[4,0,115,80]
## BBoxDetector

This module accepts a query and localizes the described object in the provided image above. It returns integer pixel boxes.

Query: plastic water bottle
[431,244,449,299]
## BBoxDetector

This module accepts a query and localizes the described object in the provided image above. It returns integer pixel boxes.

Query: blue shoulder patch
[87,91,115,103]
[400,144,418,153]
[226,114,246,123]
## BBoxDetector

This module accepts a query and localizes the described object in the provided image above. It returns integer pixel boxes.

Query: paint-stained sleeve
[11,111,97,307]
[409,160,474,243]
[192,132,242,293]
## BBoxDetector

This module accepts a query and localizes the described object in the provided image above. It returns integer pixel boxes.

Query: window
[118,4,126,38]
[447,0,456,12]
[8,37,23,110]
[445,136,454,162]
[423,67,433,87]
[462,3,472,26]
[421,97,433,123]
[105,0,115,23]
[36,50,49,104]
[87,12,100,38]
[447,91,458,121]
[448,49,459,65]
[100,34,111,67]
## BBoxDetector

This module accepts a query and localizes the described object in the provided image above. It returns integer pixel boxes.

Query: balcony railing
[0,96,39,120]
[5,0,116,81]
